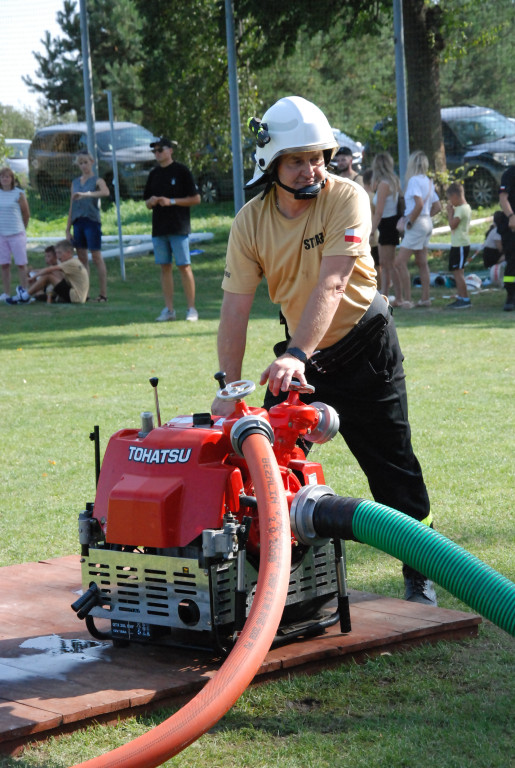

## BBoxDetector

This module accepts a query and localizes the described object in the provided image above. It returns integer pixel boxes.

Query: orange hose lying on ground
[71,432,292,768]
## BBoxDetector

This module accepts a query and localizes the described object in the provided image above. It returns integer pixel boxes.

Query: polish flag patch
[345,229,361,243]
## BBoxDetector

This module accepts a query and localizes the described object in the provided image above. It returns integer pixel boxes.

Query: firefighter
[211,96,436,606]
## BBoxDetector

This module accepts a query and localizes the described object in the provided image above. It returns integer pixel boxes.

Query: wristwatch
[170,198,176,205]
[286,346,308,363]
[406,220,413,229]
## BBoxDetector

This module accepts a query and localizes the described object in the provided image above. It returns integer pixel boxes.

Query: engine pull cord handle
[149,377,161,427]
[234,516,253,634]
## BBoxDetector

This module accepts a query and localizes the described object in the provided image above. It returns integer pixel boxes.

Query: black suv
[29,121,156,200]
[442,106,515,206]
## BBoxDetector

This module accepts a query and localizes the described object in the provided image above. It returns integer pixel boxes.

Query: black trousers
[264,315,431,524]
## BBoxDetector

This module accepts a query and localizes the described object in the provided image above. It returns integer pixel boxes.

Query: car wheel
[467,170,497,207]
[199,175,219,204]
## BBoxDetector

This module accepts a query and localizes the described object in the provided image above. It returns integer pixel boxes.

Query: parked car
[365,106,515,207]
[4,139,31,184]
[441,105,515,206]
[28,122,156,200]
[194,139,256,204]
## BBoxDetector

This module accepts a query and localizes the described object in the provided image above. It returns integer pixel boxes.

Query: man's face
[152,145,173,165]
[277,150,326,191]
[335,153,352,173]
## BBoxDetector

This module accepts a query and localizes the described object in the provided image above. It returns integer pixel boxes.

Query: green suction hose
[290,488,515,636]
[353,499,514,636]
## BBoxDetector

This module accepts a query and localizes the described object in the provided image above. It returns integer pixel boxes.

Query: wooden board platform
[0,556,481,754]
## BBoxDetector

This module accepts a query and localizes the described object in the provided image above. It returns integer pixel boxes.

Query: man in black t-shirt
[498,165,515,311]
[144,137,201,321]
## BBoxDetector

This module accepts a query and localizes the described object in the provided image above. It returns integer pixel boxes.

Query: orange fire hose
[71,431,291,768]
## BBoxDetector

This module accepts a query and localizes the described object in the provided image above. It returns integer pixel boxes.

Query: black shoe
[402,565,437,606]
[503,300,514,311]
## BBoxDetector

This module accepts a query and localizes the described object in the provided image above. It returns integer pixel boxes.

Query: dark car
[29,122,156,200]
[194,139,256,204]
[364,106,515,207]
[441,106,515,206]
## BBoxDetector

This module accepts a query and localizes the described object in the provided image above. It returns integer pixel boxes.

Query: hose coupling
[290,484,336,546]
[230,414,274,457]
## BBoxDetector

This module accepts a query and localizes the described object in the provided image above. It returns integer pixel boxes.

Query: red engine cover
[93,416,243,549]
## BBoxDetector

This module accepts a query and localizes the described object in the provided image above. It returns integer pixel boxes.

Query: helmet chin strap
[275,176,327,200]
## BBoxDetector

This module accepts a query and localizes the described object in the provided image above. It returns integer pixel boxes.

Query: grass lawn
[0,199,513,768]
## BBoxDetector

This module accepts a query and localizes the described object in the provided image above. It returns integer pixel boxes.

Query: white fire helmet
[245,96,338,189]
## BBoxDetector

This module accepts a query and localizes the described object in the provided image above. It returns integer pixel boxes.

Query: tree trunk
[402,0,446,174]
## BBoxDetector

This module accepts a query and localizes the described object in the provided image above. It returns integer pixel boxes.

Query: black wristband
[286,346,308,363]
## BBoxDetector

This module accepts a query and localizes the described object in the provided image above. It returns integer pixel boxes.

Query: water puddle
[0,634,110,683]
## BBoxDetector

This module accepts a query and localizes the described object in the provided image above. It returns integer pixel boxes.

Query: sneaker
[185,307,199,322]
[16,286,31,303]
[447,297,471,309]
[156,307,176,322]
[0,292,9,302]
[403,565,437,606]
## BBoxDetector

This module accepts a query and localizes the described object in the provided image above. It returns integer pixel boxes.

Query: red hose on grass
[71,432,292,768]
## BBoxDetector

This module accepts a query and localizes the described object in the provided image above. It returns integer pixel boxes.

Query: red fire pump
[72,374,351,651]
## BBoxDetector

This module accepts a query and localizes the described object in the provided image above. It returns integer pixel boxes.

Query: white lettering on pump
[128,445,192,465]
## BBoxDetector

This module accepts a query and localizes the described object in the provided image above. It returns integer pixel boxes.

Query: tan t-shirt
[222,174,376,349]
[61,258,89,303]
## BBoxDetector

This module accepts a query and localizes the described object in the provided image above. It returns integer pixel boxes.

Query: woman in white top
[393,150,441,308]
[371,152,401,299]
[0,166,30,301]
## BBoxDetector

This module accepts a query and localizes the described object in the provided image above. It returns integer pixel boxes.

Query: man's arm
[261,253,356,396]
[212,290,255,416]
[156,194,201,208]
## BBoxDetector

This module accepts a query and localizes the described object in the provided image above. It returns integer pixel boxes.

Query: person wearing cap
[212,96,436,607]
[144,137,201,322]
[333,146,363,184]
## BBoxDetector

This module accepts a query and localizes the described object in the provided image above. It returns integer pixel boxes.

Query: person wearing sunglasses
[144,137,201,322]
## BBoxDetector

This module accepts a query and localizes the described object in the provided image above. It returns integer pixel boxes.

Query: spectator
[0,166,30,302]
[469,211,504,269]
[28,245,63,302]
[332,146,363,185]
[370,152,402,299]
[212,95,436,606]
[393,151,441,308]
[498,166,515,311]
[6,239,89,305]
[65,151,110,302]
[445,182,472,309]
[144,137,201,322]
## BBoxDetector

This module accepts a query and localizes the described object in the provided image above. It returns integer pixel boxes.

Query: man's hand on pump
[260,354,307,397]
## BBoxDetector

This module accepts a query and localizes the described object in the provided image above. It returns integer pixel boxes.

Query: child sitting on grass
[446,182,471,309]
[6,239,89,305]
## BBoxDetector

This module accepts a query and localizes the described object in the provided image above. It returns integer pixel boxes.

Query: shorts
[449,245,470,271]
[483,246,502,269]
[400,215,433,251]
[152,235,191,266]
[378,215,400,246]
[73,217,102,251]
[0,231,28,266]
[53,278,72,303]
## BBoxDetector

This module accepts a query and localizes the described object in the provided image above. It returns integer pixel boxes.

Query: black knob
[214,371,227,389]
[149,377,159,388]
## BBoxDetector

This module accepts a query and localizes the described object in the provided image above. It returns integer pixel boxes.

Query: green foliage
[24,0,146,121]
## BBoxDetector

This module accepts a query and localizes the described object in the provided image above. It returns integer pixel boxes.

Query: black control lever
[214,371,227,389]
[149,377,161,427]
